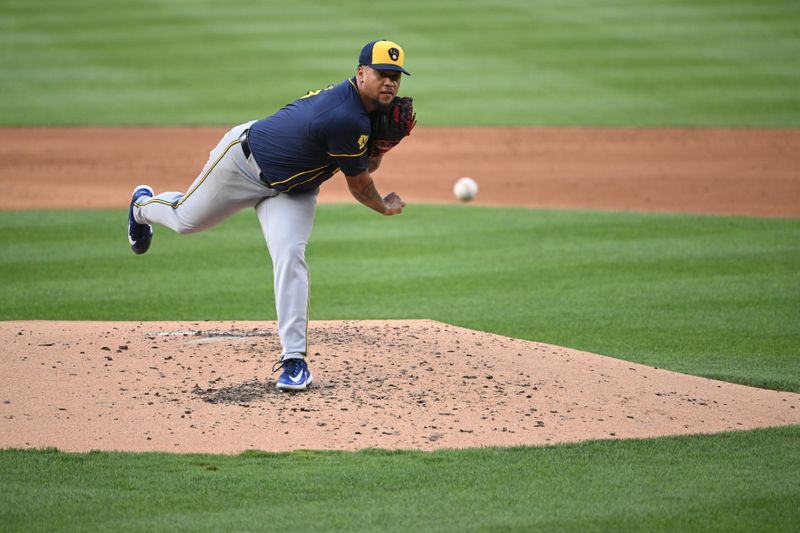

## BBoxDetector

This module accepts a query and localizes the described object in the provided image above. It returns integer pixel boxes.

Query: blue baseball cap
[358,40,411,76]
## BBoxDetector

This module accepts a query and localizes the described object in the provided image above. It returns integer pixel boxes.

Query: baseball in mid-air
[453,177,478,202]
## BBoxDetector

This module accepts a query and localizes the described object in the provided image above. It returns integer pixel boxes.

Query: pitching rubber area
[2,320,798,454]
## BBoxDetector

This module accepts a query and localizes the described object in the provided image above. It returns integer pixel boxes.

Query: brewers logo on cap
[358,40,411,76]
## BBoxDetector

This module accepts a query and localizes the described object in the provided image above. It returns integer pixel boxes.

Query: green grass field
[1,0,799,126]
[2,428,800,532]
[1,206,799,530]
[2,0,800,530]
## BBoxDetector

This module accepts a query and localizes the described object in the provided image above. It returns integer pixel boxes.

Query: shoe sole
[276,375,313,391]
[129,185,154,253]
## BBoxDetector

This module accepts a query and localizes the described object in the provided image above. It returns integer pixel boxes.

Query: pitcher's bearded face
[358,66,401,111]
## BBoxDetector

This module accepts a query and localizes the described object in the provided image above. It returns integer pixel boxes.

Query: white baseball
[453,177,478,202]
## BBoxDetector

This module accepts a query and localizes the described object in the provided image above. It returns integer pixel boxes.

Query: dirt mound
[2,320,798,454]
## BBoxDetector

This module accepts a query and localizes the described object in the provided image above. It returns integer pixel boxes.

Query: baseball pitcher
[127,40,416,391]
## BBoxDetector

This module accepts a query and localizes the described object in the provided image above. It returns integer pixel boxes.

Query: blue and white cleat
[128,185,154,254]
[275,358,313,391]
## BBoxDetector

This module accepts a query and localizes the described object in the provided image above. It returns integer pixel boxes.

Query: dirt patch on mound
[2,320,798,454]
[1,127,799,217]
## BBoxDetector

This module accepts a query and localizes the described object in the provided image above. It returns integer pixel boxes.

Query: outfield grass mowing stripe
[1,0,798,126]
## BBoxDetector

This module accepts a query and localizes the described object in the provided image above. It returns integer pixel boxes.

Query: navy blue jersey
[247,78,371,194]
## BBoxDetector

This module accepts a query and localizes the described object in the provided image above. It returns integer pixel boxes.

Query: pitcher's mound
[2,320,798,453]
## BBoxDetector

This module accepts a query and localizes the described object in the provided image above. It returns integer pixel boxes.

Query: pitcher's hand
[383,192,406,215]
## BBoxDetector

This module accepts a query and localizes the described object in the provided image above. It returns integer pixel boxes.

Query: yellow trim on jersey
[269,163,330,187]
[284,168,330,192]
[136,139,241,209]
[328,146,367,158]
[301,84,334,100]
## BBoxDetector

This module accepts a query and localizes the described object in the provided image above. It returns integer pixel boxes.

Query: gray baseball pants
[134,121,317,361]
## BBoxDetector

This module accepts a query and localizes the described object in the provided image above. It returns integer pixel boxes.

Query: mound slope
[1,320,798,453]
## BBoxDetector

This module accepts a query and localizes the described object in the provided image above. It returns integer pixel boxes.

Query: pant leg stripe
[136,139,241,209]
[305,270,311,356]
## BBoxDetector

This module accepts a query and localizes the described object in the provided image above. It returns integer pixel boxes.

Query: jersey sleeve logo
[301,84,335,99]
[357,134,369,150]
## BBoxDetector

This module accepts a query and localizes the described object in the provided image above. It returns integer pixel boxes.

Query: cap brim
[369,63,411,76]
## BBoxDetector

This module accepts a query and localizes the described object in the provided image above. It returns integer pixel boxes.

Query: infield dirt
[2,127,799,216]
[1,126,799,453]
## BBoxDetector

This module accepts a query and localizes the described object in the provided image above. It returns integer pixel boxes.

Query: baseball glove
[369,96,416,157]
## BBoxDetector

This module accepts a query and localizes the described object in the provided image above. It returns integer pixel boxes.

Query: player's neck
[354,77,377,113]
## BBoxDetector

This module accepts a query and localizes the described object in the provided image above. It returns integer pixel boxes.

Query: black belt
[239,129,253,159]
[239,129,269,185]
